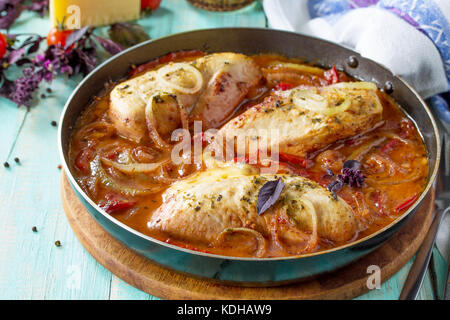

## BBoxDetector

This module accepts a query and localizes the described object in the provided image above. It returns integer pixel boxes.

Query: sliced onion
[289,199,318,252]
[266,61,324,75]
[291,81,378,116]
[153,165,179,184]
[366,159,423,185]
[291,88,351,116]
[331,81,378,91]
[271,203,318,255]
[73,121,115,142]
[90,156,163,196]
[101,157,169,174]
[156,62,203,94]
[216,227,267,258]
[380,133,414,146]
[347,137,387,161]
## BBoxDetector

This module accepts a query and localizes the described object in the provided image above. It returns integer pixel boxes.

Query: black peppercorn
[3,162,9,168]
[54,240,61,247]
[14,157,20,163]
[51,120,57,127]
[32,226,37,232]
[46,88,52,93]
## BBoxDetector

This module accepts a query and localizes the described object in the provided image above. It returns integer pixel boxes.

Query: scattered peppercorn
[32,226,37,232]
[14,157,20,163]
[3,161,9,168]
[40,94,46,99]
[51,120,57,127]
[57,164,62,170]
[54,240,61,247]
[46,88,52,93]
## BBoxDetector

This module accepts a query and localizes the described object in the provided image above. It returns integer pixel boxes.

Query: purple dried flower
[0,0,24,30]
[327,160,365,193]
[9,67,43,106]
[339,160,365,187]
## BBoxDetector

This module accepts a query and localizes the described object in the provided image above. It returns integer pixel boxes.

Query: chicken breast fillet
[148,167,357,256]
[109,53,262,142]
[219,82,383,157]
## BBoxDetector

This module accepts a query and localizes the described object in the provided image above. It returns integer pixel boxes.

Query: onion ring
[216,227,267,258]
[156,62,203,94]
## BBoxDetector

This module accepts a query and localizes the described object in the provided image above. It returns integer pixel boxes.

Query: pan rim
[58,27,441,262]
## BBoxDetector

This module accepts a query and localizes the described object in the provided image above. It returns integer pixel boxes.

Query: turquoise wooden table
[0,0,446,300]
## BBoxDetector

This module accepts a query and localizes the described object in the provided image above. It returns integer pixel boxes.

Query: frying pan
[58,28,440,286]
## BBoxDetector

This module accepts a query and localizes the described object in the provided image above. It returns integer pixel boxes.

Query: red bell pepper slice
[381,139,400,154]
[278,152,313,168]
[74,147,95,173]
[395,194,418,213]
[99,193,136,214]
[274,82,294,91]
[324,65,340,84]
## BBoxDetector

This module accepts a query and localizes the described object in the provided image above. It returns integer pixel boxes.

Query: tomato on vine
[0,33,7,59]
[141,0,162,11]
[47,27,73,47]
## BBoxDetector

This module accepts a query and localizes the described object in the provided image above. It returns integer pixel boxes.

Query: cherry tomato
[141,0,162,10]
[0,33,7,59]
[46,27,74,47]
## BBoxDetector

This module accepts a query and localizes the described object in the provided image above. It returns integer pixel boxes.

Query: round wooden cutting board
[61,173,434,299]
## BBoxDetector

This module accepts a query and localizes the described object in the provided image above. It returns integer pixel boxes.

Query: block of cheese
[50,0,140,29]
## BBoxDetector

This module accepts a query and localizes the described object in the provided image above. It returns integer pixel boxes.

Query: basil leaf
[256,178,285,215]
[107,22,150,48]
[343,159,361,170]
[64,26,89,49]
[93,35,123,55]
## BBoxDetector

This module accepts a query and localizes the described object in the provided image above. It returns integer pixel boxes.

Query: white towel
[263,0,449,98]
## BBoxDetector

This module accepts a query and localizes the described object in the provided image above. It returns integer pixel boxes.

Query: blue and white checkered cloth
[263,0,450,124]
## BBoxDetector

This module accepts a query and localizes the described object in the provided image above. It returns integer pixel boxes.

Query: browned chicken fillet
[109,53,262,142]
[219,82,383,157]
[148,167,357,257]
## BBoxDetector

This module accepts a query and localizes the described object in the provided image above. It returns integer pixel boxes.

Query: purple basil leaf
[256,178,285,215]
[27,38,42,54]
[8,46,26,64]
[343,159,361,170]
[0,76,14,97]
[64,26,89,49]
[325,166,334,177]
[93,35,123,55]
[107,22,150,48]
[0,0,23,30]
[73,48,97,75]
[27,0,48,17]
[15,57,31,66]
[327,179,343,193]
